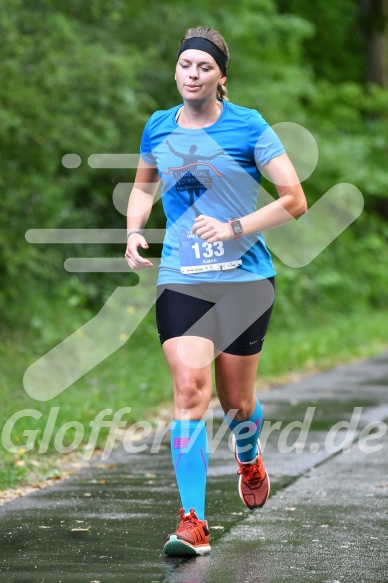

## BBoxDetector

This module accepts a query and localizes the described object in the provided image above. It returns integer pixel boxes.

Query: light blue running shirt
[140,100,285,285]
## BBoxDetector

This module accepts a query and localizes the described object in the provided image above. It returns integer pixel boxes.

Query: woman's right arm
[124,160,160,270]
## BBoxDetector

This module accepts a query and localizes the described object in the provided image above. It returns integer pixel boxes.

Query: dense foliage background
[1,0,387,332]
[1,0,388,488]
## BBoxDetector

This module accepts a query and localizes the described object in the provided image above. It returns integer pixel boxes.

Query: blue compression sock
[225,399,263,463]
[170,419,208,520]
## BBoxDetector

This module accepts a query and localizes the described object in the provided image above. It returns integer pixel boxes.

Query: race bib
[179,230,242,274]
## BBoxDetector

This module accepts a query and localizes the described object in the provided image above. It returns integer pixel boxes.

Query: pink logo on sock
[173,437,190,449]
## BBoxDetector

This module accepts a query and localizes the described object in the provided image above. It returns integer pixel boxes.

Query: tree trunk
[359,0,388,85]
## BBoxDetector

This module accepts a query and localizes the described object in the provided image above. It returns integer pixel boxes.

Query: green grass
[0,306,387,490]
[259,307,388,383]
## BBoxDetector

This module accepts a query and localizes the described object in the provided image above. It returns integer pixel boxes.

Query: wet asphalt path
[0,354,387,583]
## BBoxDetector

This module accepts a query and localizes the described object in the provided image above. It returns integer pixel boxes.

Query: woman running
[125,25,307,557]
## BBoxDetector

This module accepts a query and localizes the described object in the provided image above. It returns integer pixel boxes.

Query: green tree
[1,0,387,333]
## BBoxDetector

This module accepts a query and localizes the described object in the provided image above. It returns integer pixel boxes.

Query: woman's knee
[173,375,211,410]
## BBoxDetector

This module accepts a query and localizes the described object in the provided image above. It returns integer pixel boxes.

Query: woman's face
[175,49,225,103]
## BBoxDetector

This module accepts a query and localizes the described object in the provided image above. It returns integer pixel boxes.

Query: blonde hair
[180,26,230,100]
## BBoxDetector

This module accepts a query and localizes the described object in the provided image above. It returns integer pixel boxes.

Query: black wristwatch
[228,218,244,239]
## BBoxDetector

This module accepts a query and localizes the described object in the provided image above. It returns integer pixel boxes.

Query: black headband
[177,37,228,76]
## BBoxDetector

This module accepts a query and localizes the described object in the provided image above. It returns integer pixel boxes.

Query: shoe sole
[163,535,211,557]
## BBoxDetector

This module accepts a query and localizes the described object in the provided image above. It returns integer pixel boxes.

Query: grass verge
[0,306,387,497]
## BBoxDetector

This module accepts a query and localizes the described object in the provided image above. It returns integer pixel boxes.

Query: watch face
[232,220,243,235]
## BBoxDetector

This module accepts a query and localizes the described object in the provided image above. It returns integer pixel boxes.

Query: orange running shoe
[163,508,211,556]
[235,438,270,509]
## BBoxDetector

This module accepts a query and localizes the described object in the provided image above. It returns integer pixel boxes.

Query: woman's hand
[124,234,153,269]
[192,215,233,243]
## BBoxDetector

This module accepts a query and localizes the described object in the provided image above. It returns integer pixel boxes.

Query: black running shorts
[155,278,275,356]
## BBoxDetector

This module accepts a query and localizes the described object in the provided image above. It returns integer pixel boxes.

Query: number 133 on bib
[179,230,242,274]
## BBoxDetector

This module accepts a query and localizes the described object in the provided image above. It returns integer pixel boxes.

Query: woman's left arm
[193,153,308,242]
[242,152,308,232]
